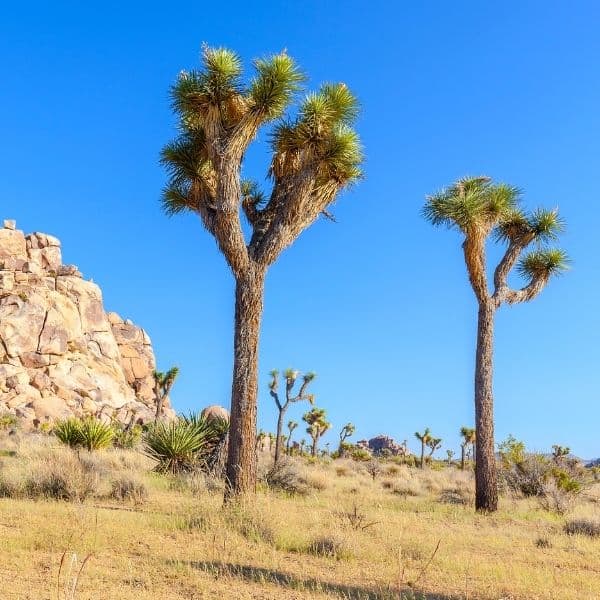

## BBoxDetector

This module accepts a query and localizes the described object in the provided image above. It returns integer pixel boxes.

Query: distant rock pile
[0,219,174,428]
[356,435,409,456]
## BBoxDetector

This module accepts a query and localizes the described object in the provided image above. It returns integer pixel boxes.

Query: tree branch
[503,274,549,305]
[462,232,489,304]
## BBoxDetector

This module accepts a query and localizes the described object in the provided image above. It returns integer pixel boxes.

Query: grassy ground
[0,434,598,599]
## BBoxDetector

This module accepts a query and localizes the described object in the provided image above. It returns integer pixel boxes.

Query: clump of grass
[535,537,552,548]
[307,535,350,559]
[0,413,18,431]
[110,477,148,504]
[564,519,600,538]
[112,424,142,449]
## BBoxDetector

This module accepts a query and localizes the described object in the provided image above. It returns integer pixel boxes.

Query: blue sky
[1,1,599,457]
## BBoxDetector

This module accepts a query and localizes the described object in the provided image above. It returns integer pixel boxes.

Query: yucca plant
[144,414,228,474]
[54,418,84,448]
[161,46,363,498]
[77,417,115,451]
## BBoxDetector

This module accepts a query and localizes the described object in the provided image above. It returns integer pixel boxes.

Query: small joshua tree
[446,449,455,466]
[153,367,179,422]
[303,407,331,457]
[460,426,476,470]
[269,369,315,464]
[415,428,432,469]
[161,46,363,499]
[424,177,568,511]
[427,437,442,463]
[286,420,298,455]
[338,422,356,455]
[552,444,570,464]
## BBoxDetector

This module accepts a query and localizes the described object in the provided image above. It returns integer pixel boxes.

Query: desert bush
[535,537,552,548]
[307,535,349,559]
[365,460,382,480]
[110,477,148,504]
[501,453,551,497]
[23,455,99,501]
[438,487,470,505]
[303,470,328,491]
[263,458,309,496]
[381,479,394,490]
[393,479,423,497]
[112,424,142,449]
[0,413,18,431]
[539,479,578,514]
[564,519,600,538]
[350,447,371,462]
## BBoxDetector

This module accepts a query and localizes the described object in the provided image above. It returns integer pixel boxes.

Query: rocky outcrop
[367,435,408,456]
[0,219,174,428]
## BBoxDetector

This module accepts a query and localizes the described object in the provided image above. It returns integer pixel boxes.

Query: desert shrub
[307,535,349,559]
[303,471,328,491]
[54,417,114,451]
[564,518,600,538]
[112,424,143,449]
[0,473,20,498]
[385,464,401,476]
[23,456,99,501]
[169,472,207,495]
[335,464,351,477]
[365,460,382,480]
[393,479,423,497]
[438,488,470,505]
[535,537,552,548]
[350,448,371,462]
[539,479,579,514]
[263,459,309,496]
[381,479,394,490]
[144,414,227,474]
[501,453,551,497]
[0,413,18,431]
[110,477,148,504]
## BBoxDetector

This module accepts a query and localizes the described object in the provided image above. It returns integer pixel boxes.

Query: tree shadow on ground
[175,560,457,600]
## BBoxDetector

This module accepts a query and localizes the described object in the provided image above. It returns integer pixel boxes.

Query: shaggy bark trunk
[225,265,265,501]
[311,437,318,457]
[274,409,286,464]
[474,301,498,512]
[420,442,425,469]
[460,444,466,470]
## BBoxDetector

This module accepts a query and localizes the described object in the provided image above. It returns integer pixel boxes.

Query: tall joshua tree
[424,177,568,511]
[286,420,298,455]
[460,426,476,471]
[338,422,356,454]
[303,407,331,457]
[153,367,179,422]
[269,369,315,464]
[415,428,432,469]
[551,444,570,463]
[161,47,363,498]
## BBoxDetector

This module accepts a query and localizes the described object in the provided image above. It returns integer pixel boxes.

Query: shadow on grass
[175,560,456,600]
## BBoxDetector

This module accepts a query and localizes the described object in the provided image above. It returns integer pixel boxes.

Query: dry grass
[0,433,598,599]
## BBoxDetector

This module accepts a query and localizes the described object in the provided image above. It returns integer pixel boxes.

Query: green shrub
[54,417,114,451]
[112,424,143,449]
[54,418,84,448]
[0,413,18,431]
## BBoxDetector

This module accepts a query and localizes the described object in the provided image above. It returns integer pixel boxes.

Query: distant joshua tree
[153,367,179,422]
[446,449,455,465]
[286,420,298,455]
[460,427,476,471]
[303,408,331,457]
[426,437,442,462]
[161,46,363,499]
[415,428,432,469]
[424,177,568,511]
[552,444,570,463]
[269,369,315,464]
[338,422,356,454]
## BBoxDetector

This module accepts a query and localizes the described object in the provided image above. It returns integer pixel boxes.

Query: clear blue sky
[1,1,599,458]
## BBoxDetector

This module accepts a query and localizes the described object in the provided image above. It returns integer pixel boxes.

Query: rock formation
[367,435,408,456]
[0,219,174,428]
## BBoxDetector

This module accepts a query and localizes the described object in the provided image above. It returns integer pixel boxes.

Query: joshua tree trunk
[420,441,425,469]
[460,444,466,470]
[225,266,265,500]
[311,437,318,457]
[474,301,498,512]
[274,411,286,464]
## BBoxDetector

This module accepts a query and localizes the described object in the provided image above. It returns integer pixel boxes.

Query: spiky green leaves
[518,248,569,280]
[249,53,305,121]
[423,177,519,233]
[495,207,564,244]
[272,83,363,187]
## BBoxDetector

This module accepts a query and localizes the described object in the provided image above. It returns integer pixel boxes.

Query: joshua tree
[426,437,442,462]
[415,428,432,469]
[286,420,298,455]
[424,177,568,511]
[153,367,179,422]
[303,407,331,457]
[269,369,315,464]
[161,47,363,499]
[299,438,306,456]
[446,449,455,465]
[552,444,570,463]
[460,426,476,471]
[338,422,356,454]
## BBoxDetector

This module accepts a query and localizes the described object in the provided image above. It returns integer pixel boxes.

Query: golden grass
[0,437,598,599]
